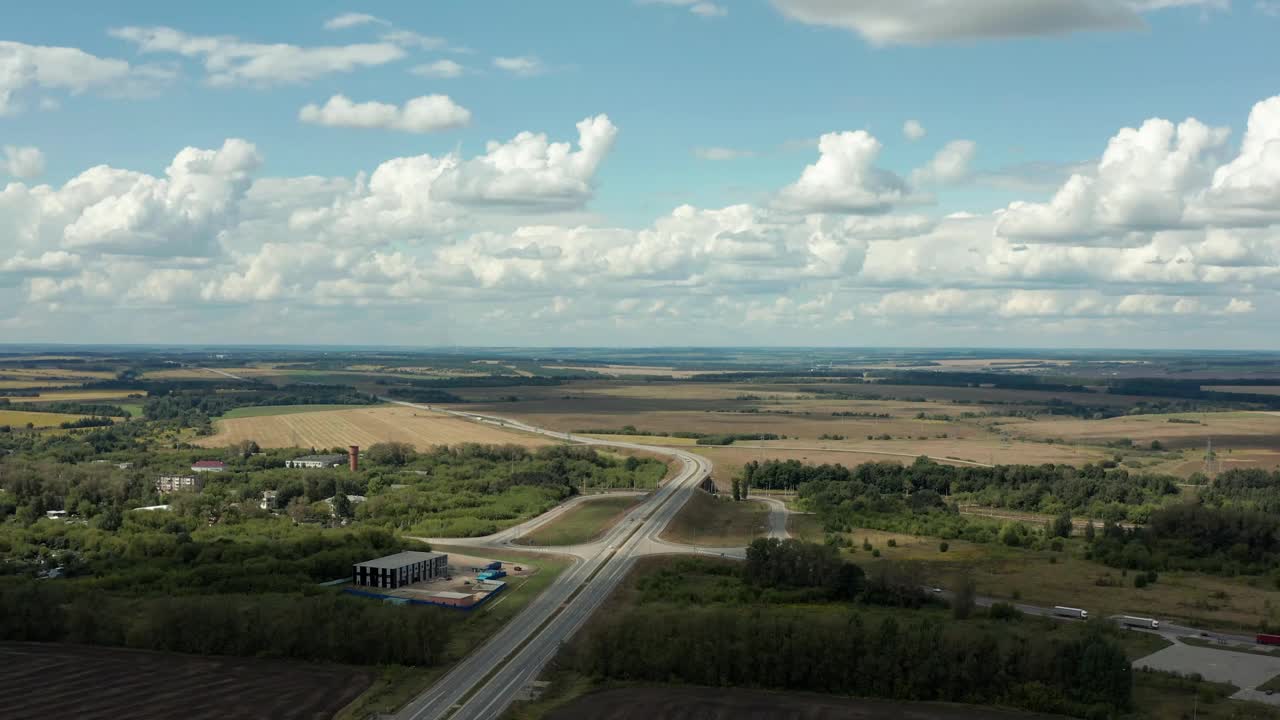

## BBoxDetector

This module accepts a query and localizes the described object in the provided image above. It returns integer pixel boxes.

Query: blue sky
[2,1,1279,347]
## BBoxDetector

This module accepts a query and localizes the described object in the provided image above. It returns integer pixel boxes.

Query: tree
[939,541,949,553]
[952,574,976,619]
[1084,519,1096,542]
[1052,511,1073,538]
[366,442,415,467]
[740,476,748,499]
[731,478,740,501]
[332,493,353,519]
[286,496,309,524]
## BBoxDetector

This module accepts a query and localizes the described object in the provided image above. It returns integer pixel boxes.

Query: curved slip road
[387,402,713,720]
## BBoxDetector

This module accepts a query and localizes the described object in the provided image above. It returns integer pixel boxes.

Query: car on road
[931,587,943,593]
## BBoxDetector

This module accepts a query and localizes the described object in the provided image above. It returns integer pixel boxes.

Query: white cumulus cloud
[775,130,909,214]
[694,146,755,161]
[0,40,172,115]
[903,119,926,141]
[998,116,1230,242]
[299,94,471,134]
[323,13,390,30]
[2,146,45,179]
[910,140,977,186]
[411,60,465,78]
[492,56,545,76]
[0,138,261,258]
[109,26,405,87]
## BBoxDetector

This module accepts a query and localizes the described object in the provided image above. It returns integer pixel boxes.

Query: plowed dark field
[546,687,1066,720]
[0,643,373,720]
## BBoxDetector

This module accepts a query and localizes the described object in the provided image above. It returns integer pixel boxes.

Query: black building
[353,551,448,589]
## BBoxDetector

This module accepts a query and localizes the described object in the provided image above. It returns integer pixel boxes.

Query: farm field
[0,642,373,720]
[195,405,553,449]
[543,364,734,378]
[998,411,1280,449]
[0,379,80,389]
[6,389,145,404]
[690,441,1107,493]
[579,433,699,446]
[1210,385,1280,396]
[0,410,90,428]
[0,368,116,380]
[221,403,378,419]
[660,491,769,547]
[542,687,1063,720]
[516,495,644,546]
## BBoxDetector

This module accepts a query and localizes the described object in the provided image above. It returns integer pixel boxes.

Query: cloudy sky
[2,1,1278,349]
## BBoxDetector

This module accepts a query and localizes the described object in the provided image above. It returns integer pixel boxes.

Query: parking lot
[1135,642,1280,705]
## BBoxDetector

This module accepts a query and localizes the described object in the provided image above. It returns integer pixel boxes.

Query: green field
[117,403,145,418]
[220,404,378,419]
[660,491,769,547]
[516,495,644,546]
[0,410,90,428]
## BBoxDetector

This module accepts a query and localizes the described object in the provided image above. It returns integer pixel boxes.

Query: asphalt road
[389,402,713,720]
[388,401,1276,718]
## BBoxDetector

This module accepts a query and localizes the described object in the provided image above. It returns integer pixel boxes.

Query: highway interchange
[389,402,1280,717]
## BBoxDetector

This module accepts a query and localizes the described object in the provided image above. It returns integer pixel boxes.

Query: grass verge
[515,495,644,546]
[335,665,433,720]
[660,491,768,547]
[1133,669,1280,719]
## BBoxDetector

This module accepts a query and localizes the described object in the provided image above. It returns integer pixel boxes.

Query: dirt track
[546,687,1066,720]
[0,642,373,720]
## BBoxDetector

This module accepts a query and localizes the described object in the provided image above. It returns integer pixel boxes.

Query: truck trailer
[1118,616,1160,629]
[1052,606,1089,620]
[1258,633,1280,646]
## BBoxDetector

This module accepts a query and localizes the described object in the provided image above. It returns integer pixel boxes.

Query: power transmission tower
[1203,438,1220,478]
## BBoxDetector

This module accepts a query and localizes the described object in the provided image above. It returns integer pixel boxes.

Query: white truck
[1118,615,1160,629]
[1052,606,1089,620]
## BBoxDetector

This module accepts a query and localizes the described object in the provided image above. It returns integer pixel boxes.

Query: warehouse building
[353,551,448,589]
[286,454,347,469]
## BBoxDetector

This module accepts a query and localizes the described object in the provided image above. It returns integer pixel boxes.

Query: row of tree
[0,581,451,667]
[744,457,1180,523]
[561,605,1131,718]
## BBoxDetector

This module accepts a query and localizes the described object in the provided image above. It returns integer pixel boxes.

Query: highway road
[388,401,1271,719]
[389,402,713,720]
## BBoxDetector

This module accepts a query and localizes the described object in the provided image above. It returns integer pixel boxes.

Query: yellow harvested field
[195,405,554,449]
[9,390,146,403]
[0,368,115,380]
[1209,385,1280,396]
[580,433,699,446]
[574,384,809,401]
[1000,411,1280,445]
[0,410,89,428]
[0,380,80,389]
[545,365,739,379]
